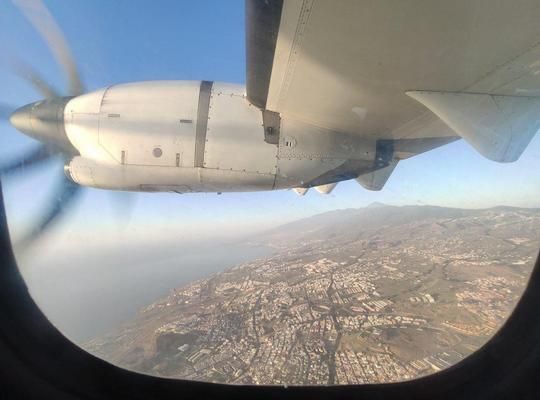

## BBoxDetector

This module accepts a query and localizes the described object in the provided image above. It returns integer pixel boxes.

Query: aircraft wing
[246,0,540,164]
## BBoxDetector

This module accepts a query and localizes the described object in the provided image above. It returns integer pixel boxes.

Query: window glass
[1,0,539,386]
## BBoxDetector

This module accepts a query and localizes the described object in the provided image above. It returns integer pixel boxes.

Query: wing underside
[246,0,540,164]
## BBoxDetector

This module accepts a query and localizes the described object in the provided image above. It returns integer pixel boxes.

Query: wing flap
[406,91,540,162]
[247,1,540,145]
[313,183,337,194]
[292,187,309,196]
[245,0,283,109]
[356,160,398,191]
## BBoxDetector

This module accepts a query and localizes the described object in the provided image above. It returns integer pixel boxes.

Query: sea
[16,241,273,343]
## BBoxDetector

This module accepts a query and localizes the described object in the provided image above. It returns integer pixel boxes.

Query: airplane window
[1,0,539,386]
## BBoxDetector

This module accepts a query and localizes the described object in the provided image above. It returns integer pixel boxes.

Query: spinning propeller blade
[8,57,60,99]
[13,0,85,96]
[0,145,58,176]
[16,175,83,248]
[0,103,16,120]
[107,191,137,227]
[5,1,133,248]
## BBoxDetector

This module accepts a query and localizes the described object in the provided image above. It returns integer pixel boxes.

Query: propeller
[0,103,15,120]
[16,174,83,249]
[8,57,61,98]
[0,145,58,176]
[107,191,136,228]
[2,0,131,248]
[13,0,85,96]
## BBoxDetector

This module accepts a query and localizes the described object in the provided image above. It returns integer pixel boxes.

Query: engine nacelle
[62,80,378,193]
[65,156,280,193]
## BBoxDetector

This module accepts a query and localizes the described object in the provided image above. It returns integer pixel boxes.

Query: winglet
[406,91,540,162]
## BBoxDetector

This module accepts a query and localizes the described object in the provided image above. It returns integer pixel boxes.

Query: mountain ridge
[253,204,540,247]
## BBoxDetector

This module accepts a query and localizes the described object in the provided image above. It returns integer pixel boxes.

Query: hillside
[85,205,540,385]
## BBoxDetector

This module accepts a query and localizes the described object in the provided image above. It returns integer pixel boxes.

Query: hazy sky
[0,0,539,251]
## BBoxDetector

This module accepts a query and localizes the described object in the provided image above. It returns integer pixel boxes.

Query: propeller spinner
[9,97,76,154]
[1,0,132,248]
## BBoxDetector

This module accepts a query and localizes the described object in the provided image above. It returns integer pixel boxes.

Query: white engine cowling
[62,80,378,193]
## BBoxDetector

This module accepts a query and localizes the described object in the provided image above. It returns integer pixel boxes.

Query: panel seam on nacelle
[96,85,121,164]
